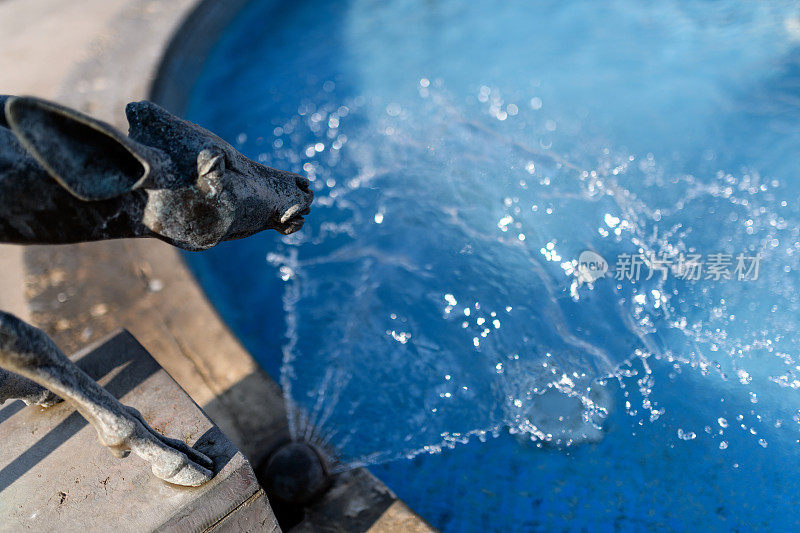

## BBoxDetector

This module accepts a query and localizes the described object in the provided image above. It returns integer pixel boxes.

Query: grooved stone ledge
[0,330,278,532]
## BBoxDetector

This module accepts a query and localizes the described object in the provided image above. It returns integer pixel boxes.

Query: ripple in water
[187,0,800,485]
[264,80,800,467]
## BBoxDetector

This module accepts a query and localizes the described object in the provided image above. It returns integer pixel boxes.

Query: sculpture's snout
[277,173,314,235]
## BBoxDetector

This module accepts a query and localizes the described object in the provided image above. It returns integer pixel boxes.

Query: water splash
[253,70,800,468]
[186,0,800,491]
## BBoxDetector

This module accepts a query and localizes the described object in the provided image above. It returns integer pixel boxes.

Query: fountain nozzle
[260,442,331,505]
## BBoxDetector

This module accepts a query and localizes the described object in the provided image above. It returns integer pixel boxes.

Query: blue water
[185,0,800,530]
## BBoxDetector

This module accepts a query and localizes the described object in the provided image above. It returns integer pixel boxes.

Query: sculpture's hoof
[261,442,331,505]
[158,459,214,487]
[108,405,215,487]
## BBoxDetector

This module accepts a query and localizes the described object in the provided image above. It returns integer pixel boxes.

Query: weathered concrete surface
[368,502,438,533]
[0,330,278,532]
[0,0,121,97]
[0,245,28,321]
[0,0,116,323]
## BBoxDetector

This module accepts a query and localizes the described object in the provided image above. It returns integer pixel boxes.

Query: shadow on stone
[0,332,158,493]
[0,330,277,531]
[193,426,236,477]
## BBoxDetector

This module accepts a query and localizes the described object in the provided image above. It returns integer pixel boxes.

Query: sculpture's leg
[0,311,214,486]
[0,367,61,406]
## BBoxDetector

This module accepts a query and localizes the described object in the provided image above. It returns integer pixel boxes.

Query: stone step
[0,330,278,532]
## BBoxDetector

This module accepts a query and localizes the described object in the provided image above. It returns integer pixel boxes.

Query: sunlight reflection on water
[187,0,800,528]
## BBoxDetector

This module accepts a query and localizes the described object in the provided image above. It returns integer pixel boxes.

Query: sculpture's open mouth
[279,205,311,235]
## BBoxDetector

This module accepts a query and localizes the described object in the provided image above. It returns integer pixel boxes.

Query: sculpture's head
[4,96,313,250]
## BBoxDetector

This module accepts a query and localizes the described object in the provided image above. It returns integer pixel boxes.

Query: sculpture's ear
[5,96,151,201]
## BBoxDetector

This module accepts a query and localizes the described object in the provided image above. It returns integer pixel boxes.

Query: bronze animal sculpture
[0,96,313,486]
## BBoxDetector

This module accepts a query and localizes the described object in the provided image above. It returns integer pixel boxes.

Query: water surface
[187,1,800,529]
